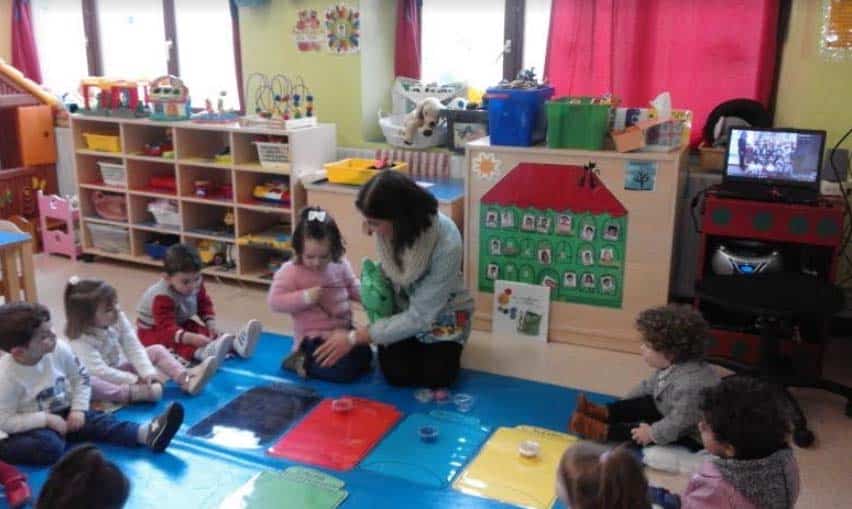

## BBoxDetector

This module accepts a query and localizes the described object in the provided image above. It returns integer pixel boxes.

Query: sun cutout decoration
[473,152,502,180]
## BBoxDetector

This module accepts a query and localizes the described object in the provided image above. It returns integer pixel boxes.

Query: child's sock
[138,402,184,452]
[233,320,262,359]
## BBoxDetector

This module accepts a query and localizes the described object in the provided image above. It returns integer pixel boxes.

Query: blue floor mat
[3,333,615,509]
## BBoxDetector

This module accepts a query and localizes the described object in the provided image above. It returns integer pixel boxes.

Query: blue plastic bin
[486,86,554,146]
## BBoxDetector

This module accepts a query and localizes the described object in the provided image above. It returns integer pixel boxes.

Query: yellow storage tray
[452,425,577,509]
[324,158,408,186]
[83,133,121,153]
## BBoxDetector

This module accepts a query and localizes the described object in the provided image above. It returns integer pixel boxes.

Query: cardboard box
[611,118,666,153]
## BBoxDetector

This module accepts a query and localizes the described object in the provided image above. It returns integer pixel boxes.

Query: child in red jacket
[137,244,262,364]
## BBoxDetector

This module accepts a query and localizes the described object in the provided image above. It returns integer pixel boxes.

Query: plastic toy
[148,175,177,193]
[419,425,439,443]
[79,77,149,117]
[148,75,191,121]
[192,91,239,123]
[360,259,394,322]
[144,235,179,260]
[236,224,291,250]
[194,180,211,198]
[453,393,475,413]
[331,397,354,413]
[252,180,291,204]
[142,130,173,157]
[197,240,235,268]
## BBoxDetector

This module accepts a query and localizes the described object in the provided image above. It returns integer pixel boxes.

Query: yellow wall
[239,0,394,147]
[0,0,11,62]
[775,0,852,148]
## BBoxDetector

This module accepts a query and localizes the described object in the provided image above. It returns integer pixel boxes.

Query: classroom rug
[3,332,615,509]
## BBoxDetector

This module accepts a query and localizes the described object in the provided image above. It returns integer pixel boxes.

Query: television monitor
[724,127,826,192]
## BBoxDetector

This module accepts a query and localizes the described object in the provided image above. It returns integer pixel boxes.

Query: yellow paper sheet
[452,426,577,509]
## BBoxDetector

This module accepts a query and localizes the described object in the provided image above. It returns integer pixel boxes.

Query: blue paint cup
[419,425,439,443]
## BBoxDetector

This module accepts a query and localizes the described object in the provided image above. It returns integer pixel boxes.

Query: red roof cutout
[481,163,628,217]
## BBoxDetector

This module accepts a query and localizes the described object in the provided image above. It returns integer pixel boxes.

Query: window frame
[77,0,245,113]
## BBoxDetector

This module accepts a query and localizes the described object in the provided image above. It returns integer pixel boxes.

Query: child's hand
[66,410,86,432]
[303,286,323,304]
[185,332,211,347]
[631,422,654,445]
[46,414,68,435]
[140,374,159,385]
[207,324,221,338]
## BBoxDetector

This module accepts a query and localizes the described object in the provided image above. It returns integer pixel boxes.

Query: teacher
[314,171,473,388]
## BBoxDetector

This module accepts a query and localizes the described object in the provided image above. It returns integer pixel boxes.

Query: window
[31,0,241,110]
[31,0,88,98]
[421,0,552,91]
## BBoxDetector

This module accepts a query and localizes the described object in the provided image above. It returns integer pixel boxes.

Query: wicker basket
[97,161,126,187]
[87,223,130,253]
[378,112,447,149]
[255,141,290,169]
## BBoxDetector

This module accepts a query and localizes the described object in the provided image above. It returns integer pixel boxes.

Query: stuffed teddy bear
[403,97,444,145]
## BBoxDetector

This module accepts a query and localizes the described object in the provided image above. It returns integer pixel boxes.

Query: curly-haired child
[681,375,799,509]
[570,304,720,449]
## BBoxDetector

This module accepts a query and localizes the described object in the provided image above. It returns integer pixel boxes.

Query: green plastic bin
[546,97,612,150]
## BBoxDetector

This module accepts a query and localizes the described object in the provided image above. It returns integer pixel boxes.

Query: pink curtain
[545,0,779,145]
[394,0,421,79]
[11,0,43,84]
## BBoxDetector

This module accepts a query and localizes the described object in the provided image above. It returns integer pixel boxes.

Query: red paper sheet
[268,397,402,471]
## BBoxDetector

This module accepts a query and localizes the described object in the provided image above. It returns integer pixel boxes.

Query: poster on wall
[493,280,551,342]
[325,4,360,54]
[293,9,324,52]
[478,163,628,309]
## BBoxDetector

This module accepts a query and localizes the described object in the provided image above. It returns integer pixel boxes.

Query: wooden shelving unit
[71,115,336,285]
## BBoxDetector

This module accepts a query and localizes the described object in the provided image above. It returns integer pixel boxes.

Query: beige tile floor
[29,254,852,508]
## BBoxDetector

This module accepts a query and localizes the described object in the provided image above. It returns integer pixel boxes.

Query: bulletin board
[464,140,688,352]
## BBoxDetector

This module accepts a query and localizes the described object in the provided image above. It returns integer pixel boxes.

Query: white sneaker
[197,334,234,366]
[233,320,262,359]
[181,356,217,396]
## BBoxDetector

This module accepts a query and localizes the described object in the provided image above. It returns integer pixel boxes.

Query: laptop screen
[724,127,826,189]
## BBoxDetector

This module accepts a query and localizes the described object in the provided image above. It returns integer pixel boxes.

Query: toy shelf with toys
[72,114,336,284]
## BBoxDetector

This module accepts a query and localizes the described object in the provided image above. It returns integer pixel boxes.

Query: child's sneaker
[145,402,184,452]
[180,356,217,396]
[196,334,234,366]
[1,474,31,508]
[129,382,163,403]
[233,320,262,358]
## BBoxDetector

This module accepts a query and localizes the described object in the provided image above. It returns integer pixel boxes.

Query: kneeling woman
[315,171,473,388]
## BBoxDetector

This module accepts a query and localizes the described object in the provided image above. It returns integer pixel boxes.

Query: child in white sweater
[65,277,216,403]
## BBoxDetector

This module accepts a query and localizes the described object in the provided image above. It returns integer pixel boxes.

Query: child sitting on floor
[36,444,130,509]
[66,277,217,404]
[268,206,371,382]
[137,243,262,365]
[681,375,799,509]
[0,303,184,466]
[570,304,720,449]
[557,442,652,509]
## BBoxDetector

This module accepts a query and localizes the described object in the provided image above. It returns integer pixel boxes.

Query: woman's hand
[313,329,355,367]
[631,422,654,446]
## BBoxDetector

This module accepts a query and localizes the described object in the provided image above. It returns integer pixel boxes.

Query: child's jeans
[0,410,140,466]
[91,344,186,402]
[607,395,702,451]
[139,320,211,362]
[300,337,373,382]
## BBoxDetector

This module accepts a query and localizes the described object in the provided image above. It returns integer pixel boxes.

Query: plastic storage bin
[255,141,290,170]
[324,159,409,186]
[83,133,121,152]
[486,86,554,146]
[87,223,130,253]
[546,97,612,150]
[97,161,126,187]
[147,199,181,227]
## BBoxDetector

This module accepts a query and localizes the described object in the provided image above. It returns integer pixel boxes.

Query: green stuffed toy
[360,258,394,323]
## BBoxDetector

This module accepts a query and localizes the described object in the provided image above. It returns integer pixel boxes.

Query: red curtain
[545,0,779,145]
[11,0,43,84]
[394,0,421,79]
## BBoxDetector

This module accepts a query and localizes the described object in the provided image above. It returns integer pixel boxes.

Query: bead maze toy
[241,72,316,129]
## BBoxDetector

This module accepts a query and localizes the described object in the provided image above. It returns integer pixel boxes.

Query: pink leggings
[90,344,186,403]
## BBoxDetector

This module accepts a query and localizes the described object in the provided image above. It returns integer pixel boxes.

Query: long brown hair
[64,278,117,339]
[557,442,651,509]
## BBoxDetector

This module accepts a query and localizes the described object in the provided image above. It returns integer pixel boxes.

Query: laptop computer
[718,127,826,204]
